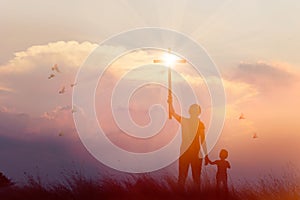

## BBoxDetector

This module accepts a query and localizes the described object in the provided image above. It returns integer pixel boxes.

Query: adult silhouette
[168,101,208,189]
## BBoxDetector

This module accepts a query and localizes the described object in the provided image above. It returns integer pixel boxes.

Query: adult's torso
[180,117,205,155]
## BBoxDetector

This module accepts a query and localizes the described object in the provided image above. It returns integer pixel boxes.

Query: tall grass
[0,170,298,200]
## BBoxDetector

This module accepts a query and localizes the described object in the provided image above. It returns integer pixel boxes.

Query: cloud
[0,41,98,74]
[0,41,98,115]
[0,86,14,97]
[0,105,107,182]
[220,61,300,124]
[0,105,72,139]
[223,79,258,105]
[230,61,297,92]
[220,61,300,144]
[1,40,299,183]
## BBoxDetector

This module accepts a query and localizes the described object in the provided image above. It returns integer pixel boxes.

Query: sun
[162,52,180,67]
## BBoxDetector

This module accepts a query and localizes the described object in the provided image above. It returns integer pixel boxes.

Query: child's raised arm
[205,156,217,165]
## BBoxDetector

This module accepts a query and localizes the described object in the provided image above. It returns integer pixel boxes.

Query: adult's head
[188,104,201,117]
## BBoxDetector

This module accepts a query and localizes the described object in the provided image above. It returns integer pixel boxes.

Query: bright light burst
[162,53,180,67]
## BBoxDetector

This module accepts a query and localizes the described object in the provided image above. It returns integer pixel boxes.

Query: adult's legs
[191,157,202,189]
[178,153,190,188]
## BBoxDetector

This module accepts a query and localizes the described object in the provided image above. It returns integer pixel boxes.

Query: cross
[153,48,186,119]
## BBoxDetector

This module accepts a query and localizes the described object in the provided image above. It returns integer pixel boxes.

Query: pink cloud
[0,41,98,117]
[229,61,298,92]
[0,40,299,183]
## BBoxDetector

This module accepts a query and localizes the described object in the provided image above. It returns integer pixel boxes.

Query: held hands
[205,155,209,166]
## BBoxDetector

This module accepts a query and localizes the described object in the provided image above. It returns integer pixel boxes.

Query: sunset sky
[1,0,300,185]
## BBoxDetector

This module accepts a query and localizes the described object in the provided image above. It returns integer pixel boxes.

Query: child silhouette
[206,149,231,194]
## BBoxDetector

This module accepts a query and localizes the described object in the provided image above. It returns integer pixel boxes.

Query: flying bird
[239,113,245,120]
[48,74,55,79]
[59,86,65,94]
[52,64,60,72]
[58,131,64,137]
[252,133,258,139]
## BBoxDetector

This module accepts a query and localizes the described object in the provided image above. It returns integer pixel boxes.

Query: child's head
[219,149,228,160]
[189,104,201,117]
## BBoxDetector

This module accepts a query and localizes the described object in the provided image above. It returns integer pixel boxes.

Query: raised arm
[168,100,181,123]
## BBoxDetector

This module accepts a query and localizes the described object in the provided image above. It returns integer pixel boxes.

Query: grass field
[0,169,299,200]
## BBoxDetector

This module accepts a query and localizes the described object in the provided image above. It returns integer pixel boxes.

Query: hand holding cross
[153,49,186,119]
